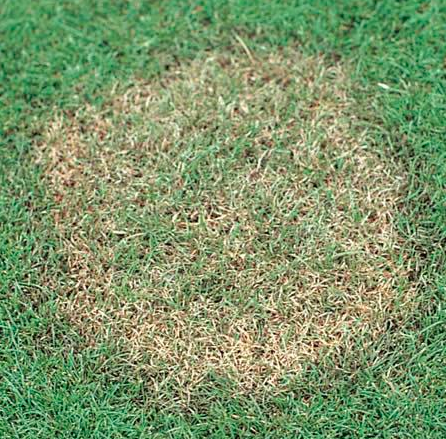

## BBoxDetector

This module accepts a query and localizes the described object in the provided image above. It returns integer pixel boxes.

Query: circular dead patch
[36,49,417,399]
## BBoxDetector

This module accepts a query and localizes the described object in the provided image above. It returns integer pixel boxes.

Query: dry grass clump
[36,48,417,399]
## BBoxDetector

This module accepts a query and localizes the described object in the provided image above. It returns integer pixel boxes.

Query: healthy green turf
[1,1,445,438]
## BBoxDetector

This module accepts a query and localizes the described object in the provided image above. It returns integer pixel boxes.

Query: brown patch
[36,49,417,400]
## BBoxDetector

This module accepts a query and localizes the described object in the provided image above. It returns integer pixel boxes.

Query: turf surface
[1,1,445,437]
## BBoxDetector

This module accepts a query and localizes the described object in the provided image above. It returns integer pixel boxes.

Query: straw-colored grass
[36,48,417,400]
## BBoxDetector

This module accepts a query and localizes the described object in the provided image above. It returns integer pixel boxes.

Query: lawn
[1,1,445,438]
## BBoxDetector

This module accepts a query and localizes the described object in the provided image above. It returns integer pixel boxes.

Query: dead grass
[36,48,417,400]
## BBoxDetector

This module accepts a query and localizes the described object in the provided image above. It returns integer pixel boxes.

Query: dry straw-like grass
[37,48,417,400]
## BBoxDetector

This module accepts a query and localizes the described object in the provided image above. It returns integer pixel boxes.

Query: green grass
[1,0,445,438]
